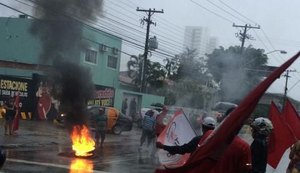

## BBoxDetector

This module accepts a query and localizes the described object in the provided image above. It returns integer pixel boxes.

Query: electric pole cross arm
[136,7,164,93]
[233,23,260,53]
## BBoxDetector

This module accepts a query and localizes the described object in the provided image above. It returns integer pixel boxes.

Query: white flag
[157,109,196,168]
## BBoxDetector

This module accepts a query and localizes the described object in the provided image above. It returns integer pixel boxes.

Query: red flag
[268,102,296,169]
[155,51,300,173]
[283,99,300,139]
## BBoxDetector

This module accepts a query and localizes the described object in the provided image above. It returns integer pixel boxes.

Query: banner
[0,75,32,112]
[157,109,196,168]
[88,85,115,107]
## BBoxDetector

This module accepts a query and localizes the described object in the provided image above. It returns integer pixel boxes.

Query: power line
[8,0,177,59]
[106,0,186,45]
[204,0,248,24]
[217,0,258,26]
[190,0,234,24]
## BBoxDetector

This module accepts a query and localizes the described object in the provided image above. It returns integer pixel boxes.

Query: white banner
[157,109,196,168]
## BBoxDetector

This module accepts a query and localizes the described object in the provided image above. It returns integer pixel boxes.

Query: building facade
[0,16,164,119]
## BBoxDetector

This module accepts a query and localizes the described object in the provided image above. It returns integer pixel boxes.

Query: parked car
[87,105,133,135]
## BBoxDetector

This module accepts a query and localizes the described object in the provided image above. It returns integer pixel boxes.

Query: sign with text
[0,75,32,112]
[88,85,115,107]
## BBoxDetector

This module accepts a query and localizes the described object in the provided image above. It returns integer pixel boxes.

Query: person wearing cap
[198,106,252,173]
[156,116,217,155]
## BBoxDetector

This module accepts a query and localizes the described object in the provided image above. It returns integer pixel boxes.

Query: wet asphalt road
[0,120,159,173]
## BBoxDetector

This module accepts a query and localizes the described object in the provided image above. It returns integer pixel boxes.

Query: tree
[127,54,166,91]
[146,61,166,91]
[206,45,268,102]
[127,54,144,88]
[175,48,207,82]
[164,56,180,80]
[161,48,212,109]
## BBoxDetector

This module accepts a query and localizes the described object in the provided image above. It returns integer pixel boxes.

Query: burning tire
[112,125,122,135]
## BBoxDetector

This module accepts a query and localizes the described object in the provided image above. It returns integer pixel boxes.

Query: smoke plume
[30,0,103,129]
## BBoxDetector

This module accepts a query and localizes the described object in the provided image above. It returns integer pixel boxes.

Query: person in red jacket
[198,130,252,173]
[156,107,252,173]
[200,107,252,173]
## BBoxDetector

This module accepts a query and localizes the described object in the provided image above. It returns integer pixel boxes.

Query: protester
[287,140,300,173]
[12,92,21,135]
[156,116,216,155]
[250,117,273,173]
[4,98,16,136]
[139,109,156,151]
[196,106,252,173]
[155,106,168,136]
[94,107,107,148]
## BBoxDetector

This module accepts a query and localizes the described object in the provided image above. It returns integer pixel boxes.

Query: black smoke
[29,0,103,129]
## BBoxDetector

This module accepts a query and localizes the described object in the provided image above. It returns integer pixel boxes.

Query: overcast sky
[1,0,300,101]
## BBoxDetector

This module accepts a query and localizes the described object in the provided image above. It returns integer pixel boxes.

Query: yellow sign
[0,80,28,92]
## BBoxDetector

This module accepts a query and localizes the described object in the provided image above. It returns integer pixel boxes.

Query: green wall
[114,88,165,111]
[81,26,122,88]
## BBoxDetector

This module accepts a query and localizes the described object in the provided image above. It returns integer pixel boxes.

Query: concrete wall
[114,88,164,113]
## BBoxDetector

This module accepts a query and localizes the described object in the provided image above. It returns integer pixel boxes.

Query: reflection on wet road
[0,120,158,173]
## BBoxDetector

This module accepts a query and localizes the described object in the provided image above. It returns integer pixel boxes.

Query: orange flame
[71,125,95,157]
[69,158,93,173]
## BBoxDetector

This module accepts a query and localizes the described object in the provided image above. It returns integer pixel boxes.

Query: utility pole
[233,24,260,53]
[283,69,296,107]
[137,7,163,93]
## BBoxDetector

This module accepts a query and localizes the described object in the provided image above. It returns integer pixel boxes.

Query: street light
[265,50,287,55]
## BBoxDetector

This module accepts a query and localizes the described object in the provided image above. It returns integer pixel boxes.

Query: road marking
[6,158,110,173]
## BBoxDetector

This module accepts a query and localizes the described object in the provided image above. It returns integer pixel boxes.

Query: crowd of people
[155,106,275,173]
[3,96,298,173]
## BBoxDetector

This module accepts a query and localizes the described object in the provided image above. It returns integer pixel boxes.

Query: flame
[69,158,93,173]
[71,125,95,157]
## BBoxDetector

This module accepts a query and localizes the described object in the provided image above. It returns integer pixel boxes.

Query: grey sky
[1,0,300,101]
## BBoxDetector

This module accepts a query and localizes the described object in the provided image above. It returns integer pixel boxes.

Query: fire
[71,125,95,157]
[69,158,93,173]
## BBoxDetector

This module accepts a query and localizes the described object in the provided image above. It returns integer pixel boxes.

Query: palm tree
[127,54,143,87]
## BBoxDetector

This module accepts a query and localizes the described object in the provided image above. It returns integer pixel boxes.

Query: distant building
[183,26,218,57]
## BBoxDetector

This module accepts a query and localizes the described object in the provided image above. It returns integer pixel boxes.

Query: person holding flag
[12,92,21,135]
[156,116,216,155]
[196,107,252,173]
[155,51,300,173]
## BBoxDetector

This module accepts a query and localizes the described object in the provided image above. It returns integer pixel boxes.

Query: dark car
[87,105,133,135]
